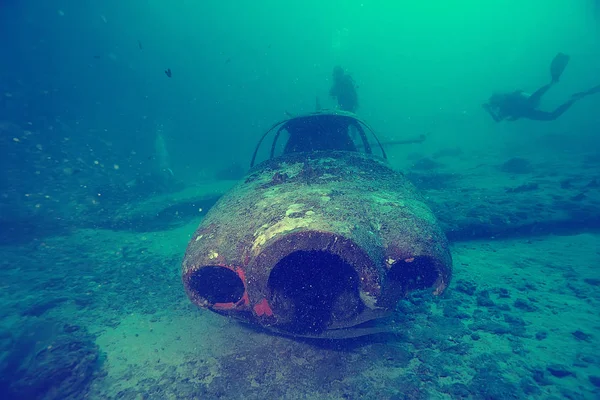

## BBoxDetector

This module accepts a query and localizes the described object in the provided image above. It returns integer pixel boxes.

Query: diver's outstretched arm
[482,103,502,122]
[381,134,427,146]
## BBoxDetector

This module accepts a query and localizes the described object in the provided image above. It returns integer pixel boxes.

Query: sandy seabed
[1,219,599,399]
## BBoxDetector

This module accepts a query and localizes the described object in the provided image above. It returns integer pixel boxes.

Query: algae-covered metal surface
[182,149,452,338]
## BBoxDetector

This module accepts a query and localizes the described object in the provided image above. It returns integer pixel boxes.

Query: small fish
[137,40,143,50]
[164,68,172,78]
[93,55,101,59]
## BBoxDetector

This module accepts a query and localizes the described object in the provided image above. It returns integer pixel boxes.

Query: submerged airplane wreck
[182,111,452,338]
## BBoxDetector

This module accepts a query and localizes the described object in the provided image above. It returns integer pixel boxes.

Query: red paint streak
[234,267,249,306]
[238,292,249,306]
[213,302,235,310]
[235,267,246,283]
[253,298,273,317]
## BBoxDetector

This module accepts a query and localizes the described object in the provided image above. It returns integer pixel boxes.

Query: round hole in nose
[267,250,361,334]
[187,266,245,304]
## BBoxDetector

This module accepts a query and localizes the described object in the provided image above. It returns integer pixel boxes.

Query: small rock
[559,388,586,400]
[572,330,592,342]
[63,324,80,333]
[476,290,495,307]
[532,369,552,386]
[589,375,600,387]
[520,377,541,395]
[411,157,441,170]
[547,364,574,378]
[511,340,529,356]
[471,309,486,322]
[455,280,476,296]
[579,354,596,364]
[583,278,600,286]
[469,321,511,335]
[535,331,547,340]
[524,282,538,291]
[443,306,469,319]
[446,382,471,398]
[504,314,525,326]
[510,324,528,337]
[470,370,520,399]
[514,298,537,312]
[445,343,471,356]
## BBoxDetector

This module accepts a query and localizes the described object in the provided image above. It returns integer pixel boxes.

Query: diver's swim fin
[550,52,570,83]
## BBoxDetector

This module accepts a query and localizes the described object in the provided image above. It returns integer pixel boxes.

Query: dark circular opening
[267,250,362,335]
[388,256,438,292]
[187,266,245,304]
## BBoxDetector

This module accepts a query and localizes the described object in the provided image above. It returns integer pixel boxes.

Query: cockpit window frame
[250,111,387,168]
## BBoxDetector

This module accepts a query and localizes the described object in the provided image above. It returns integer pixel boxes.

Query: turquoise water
[1,1,599,399]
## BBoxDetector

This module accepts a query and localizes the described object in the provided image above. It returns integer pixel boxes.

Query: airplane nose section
[182,151,452,338]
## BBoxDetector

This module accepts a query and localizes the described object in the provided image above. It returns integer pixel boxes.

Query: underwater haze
[1,0,600,399]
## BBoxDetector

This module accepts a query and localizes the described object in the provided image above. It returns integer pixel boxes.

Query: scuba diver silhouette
[483,53,600,122]
[256,65,425,165]
[329,66,358,113]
